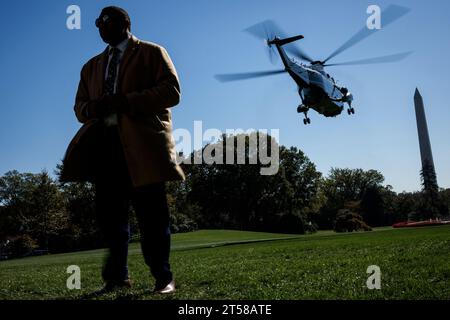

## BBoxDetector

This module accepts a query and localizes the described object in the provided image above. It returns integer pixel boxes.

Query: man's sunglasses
[95,15,111,28]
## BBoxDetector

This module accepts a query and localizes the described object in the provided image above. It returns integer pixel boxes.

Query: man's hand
[101,94,129,114]
[85,94,129,119]
[84,98,107,119]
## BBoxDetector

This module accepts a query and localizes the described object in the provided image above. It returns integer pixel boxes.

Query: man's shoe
[97,279,132,294]
[154,279,176,294]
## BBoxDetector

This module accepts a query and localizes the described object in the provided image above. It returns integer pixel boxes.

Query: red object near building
[392,219,450,228]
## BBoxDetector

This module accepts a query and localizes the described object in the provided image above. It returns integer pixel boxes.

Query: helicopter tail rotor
[266,39,278,65]
[244,20,312,64]
[245,20,284,64]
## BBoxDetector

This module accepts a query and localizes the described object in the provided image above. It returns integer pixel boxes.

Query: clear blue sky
[0,0,449,192]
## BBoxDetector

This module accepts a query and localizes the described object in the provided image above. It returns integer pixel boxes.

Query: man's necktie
[104,47,121,95]
[103,48,121,126]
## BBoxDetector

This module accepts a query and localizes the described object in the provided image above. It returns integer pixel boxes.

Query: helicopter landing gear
[347,107,355,115]
[297,105,311,125]
[297,105,308,113]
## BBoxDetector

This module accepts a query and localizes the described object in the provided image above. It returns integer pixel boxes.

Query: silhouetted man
[62,6,184,294]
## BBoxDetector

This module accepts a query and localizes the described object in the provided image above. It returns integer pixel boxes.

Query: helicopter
[215,5,411,125]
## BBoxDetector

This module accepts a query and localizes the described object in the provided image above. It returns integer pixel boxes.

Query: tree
[334,209,372,233]
[319,168,385,229]
[438,189,450,218]
[421,160,438,195]
[5,234,38,258]
[390,191,421,222]
[0,170,35,239]
[419,161,445,219]
[28,170,68,250]
[0,170,68,254]
[178,132,322,234]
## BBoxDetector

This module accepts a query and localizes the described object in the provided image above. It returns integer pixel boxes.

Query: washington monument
[414,88,438,188]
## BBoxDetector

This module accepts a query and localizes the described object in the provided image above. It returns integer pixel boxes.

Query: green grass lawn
[0,226,449,300]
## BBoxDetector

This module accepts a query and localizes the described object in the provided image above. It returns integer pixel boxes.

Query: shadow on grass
[57,286,179,300]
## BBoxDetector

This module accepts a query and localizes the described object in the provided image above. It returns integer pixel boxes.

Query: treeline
[1,132,449,258]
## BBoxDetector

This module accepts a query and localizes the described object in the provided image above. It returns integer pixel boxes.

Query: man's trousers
[93,124,173,287]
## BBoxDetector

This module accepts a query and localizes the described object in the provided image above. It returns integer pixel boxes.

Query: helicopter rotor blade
[268,47,277,64]
[324,51,412,67]
[245,19,286,40]
[215,70,286,82]
[262,23,277,64]
[246,20,284,64]
[245,20,315,64]
[323,5,411,64]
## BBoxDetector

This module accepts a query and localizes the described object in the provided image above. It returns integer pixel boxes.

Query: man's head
[96,6,131,46]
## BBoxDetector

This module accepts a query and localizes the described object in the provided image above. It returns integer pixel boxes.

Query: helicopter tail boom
[268,34,305,70]
[268,34,304,46]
